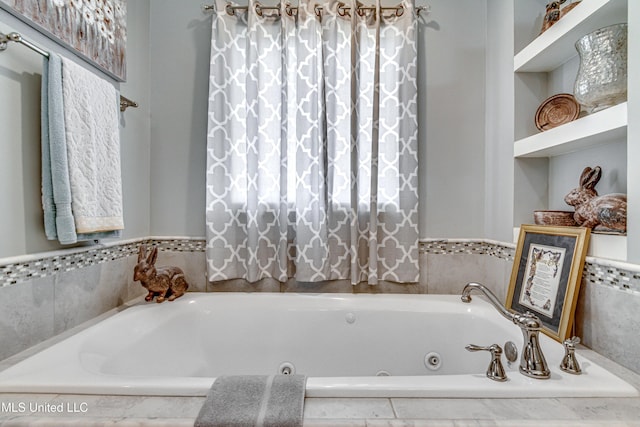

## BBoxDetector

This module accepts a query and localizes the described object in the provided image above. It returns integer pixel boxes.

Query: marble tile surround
[2,393,640,426]
[2,237,640,374]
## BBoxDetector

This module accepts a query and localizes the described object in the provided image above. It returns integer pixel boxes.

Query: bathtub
[0,292,636,398]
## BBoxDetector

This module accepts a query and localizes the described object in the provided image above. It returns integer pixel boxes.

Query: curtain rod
[0,31,138,112]
[202,2,430,17]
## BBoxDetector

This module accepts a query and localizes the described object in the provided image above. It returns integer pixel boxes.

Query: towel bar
[119,95,138,112]
[1,31,139,113]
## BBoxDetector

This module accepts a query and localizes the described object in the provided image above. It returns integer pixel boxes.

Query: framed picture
[0,0,126,81]
[506,224,590,342]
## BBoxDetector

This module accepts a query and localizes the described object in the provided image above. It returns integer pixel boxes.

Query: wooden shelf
[514,102,627,158]
[514,0,627,73]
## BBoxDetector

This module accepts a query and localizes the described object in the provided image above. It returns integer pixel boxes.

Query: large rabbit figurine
[564,166,627,233]
[133,244,189,302]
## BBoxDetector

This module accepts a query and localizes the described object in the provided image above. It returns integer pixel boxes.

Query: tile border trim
[0,237,204,288]
[421,239,640,296]
[419,239,515,261]
[1,237,640,294]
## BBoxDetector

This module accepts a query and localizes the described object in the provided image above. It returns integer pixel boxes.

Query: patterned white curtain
[206,0,419,285]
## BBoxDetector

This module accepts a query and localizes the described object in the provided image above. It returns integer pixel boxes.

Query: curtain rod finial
[416,5,430,16]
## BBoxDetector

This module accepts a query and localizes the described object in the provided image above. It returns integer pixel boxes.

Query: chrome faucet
[466,343,507,382]
[560,336,582,375]
[461,282,550,379]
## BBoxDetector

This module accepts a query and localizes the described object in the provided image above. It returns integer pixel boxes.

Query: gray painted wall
[484,0,514,243]
[119,0,152,242]
[148,0,210,237]
[627,1,640,261]
[419,0,487,239]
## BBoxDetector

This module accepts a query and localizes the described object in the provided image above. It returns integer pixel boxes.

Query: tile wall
[1,237,639,375]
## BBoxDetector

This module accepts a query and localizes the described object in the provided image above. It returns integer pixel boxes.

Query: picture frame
[0,0,127,81]
[506,224,590,342]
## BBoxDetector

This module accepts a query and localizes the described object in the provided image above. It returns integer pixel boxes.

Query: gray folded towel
[195,374,306,427]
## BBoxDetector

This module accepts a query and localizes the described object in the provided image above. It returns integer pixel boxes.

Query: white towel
[61,58,124,234]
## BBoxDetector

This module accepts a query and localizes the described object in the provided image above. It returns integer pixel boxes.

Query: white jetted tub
[0,293,636,398]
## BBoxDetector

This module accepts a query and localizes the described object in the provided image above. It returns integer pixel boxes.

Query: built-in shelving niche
[512,0,630,261]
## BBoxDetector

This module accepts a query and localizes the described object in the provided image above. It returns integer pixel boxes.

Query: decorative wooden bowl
[535,94,581,131]
[533,210,578,226]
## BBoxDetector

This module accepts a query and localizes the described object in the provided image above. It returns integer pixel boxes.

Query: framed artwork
[0,0,126,81]
[506,224,590,342]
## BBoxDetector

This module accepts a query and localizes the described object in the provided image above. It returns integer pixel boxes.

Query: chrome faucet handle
[560,336,582,375]
[466,343,507,382]
[461,283,550,379]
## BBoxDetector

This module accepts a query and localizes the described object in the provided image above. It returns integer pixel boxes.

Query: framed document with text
[506,225,590,342]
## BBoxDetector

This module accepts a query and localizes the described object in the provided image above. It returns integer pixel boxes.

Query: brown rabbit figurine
[564,166,627,233]
[133,244,189,302]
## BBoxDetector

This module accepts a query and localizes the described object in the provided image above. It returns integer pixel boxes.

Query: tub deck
[1,349,640,426]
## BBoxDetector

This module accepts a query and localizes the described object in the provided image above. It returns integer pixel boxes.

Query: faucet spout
[461,282,514,321]
[461,282,550,379]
